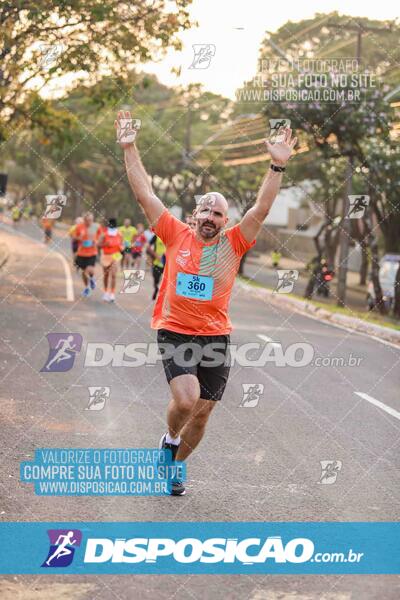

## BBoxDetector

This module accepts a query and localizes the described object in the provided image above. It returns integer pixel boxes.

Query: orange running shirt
[75,223,99,257]
[151,210,256,335]
[99,227,124,255]
[41,218,54,230]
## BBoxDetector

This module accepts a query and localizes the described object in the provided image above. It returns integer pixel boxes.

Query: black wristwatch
[270,163,286,172]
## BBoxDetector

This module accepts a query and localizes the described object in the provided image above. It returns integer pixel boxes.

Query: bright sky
[143,0,399,99]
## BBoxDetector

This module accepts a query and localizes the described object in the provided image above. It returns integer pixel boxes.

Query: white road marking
[0,222,74,302]
[250,592,350,600]
[57,250,74,301]
[354,392,400,422]
[257,334,281,347]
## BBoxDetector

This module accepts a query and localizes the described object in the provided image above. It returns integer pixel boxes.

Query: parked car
[367,254,400,310]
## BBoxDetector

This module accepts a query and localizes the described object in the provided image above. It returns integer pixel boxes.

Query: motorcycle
[315,265,334,298]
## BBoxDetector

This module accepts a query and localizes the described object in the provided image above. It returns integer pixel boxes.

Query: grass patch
[303,298,400,331]
[237,275,400,332]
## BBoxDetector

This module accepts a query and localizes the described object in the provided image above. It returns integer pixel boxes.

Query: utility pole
[328,20,391,306]
[336,155,352,306]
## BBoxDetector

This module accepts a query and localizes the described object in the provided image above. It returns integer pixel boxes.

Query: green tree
[241,12,400,310]
[4,72,233,227]
[0,0,192,140]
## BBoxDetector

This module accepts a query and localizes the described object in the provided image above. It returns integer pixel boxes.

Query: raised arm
[239,127,297,243]
[115,111,165,226]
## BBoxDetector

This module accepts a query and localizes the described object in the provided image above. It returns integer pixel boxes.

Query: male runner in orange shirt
[41,216,54,244]
[116,111,296,495]
[74,212,100,297]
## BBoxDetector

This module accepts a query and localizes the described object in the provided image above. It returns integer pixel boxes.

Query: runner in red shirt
[116,110,297,495]
[131,223,147,269]
[74,212,100,297]
[97,218,124,302]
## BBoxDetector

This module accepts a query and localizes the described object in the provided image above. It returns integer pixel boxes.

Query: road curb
[0,242,10,271]
[237,279,400,346]
[245,257,366,296]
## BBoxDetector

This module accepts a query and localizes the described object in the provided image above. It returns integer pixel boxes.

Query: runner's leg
[172,334,229,460]
[175,398,215,461]
[110,261,117,292]
[167,374,200,438]
[109,261,117,300]
[87,264,96,290]
[103,265,110,292]
[82,269,89,287]
[87,265,95,279]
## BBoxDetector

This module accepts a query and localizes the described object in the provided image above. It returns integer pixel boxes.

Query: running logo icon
[116,118,141,145]
[86,386,110,411]
[195,193,216,206]
[42,529,82,567]
[120,269,145,294]
[274,270,299,294]
[195,194,217,219]
[189,44,216,69]
[269,119,291,143]
[39,43,65,69]
[41,333,83,372]
[347,195,370,219]
[318,460,342,484]
[240,383,264,408]
[43,194,67,219]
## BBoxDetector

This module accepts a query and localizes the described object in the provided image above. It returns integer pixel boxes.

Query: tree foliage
[0,0,192,140]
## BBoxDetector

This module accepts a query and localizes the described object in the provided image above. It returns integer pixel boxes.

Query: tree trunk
[303,222,328,300]
[364,211,386,315]
[359,236,369,286]
[324,223,340,270]
[304,255,321,300]
[393,263,400,319]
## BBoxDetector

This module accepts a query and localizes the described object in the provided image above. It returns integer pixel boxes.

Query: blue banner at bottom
[0,522,398,574]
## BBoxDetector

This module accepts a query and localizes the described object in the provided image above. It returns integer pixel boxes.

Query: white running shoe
[102,292,110,302]
[109,292,115,302]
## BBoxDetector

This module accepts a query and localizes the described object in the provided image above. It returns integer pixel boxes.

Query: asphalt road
[0,220,399,599]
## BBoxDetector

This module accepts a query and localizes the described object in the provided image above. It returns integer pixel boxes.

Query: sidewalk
[236,277,400,346]
[246,252,367,295]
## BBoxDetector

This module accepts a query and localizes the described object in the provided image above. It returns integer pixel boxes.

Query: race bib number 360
[176,273,214,301]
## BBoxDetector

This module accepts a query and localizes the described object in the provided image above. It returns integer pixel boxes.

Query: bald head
[195,192,229,216]
[193,191,229,240]
[83,212,93,226]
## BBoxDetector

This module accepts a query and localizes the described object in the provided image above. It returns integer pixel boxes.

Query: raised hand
[265,127,297,167]
[115,110,137,149]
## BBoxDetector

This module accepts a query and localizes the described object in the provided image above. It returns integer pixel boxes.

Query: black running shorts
[75,255,96,270]
[157,328,231,401]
